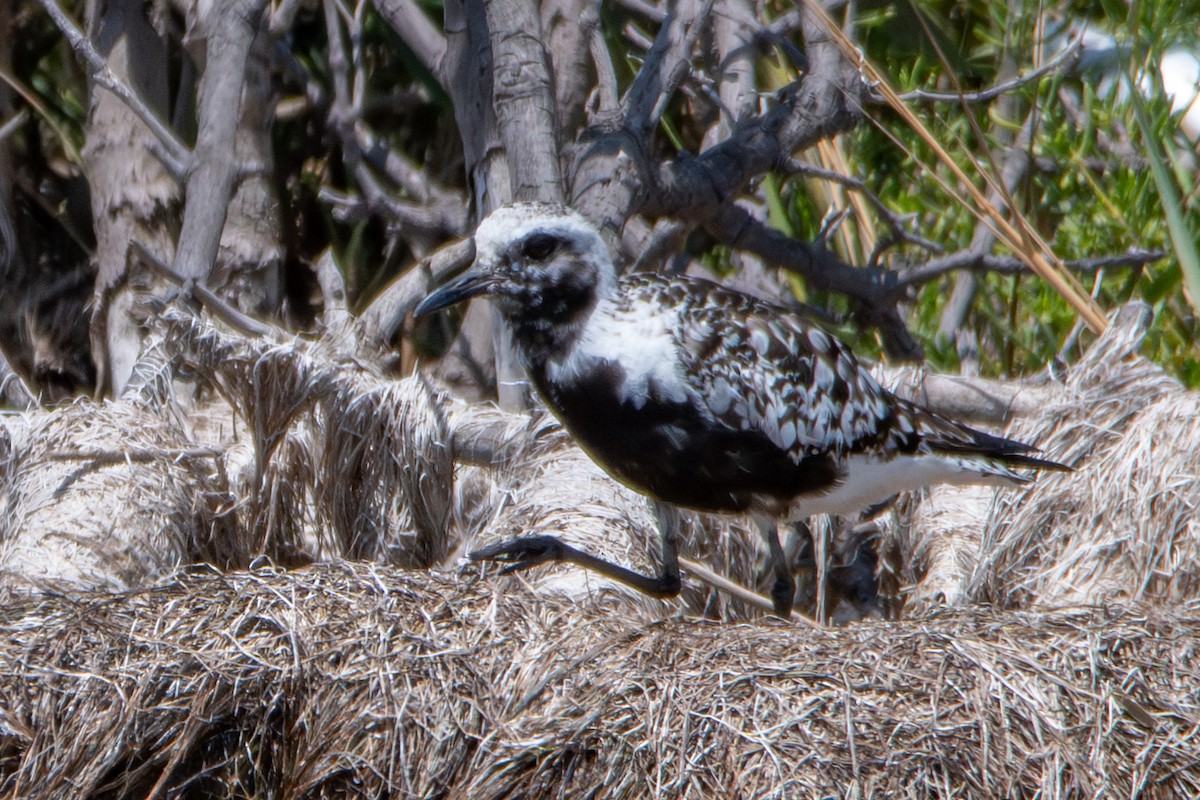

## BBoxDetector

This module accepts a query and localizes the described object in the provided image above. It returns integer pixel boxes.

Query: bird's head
[414,204,616,340]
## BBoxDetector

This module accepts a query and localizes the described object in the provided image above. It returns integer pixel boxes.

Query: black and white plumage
[415,203,1068,616]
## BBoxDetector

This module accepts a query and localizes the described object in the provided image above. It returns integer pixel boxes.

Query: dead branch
[898,247,1165,288]
[374,0,448,81]
[886,36,1084,104]
[173,0,269,285]
[483,0,563,202]
[37,0,189,179]
[358,237,477,344]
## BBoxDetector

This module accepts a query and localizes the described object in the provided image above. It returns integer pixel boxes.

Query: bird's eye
[521,233,558,261]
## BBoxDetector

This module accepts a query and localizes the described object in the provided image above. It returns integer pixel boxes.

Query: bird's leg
[467,501,683,599]
[754,514,795,617]
[650,500,683,596]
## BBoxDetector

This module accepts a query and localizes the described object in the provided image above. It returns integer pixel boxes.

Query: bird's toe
[468,535,567,575]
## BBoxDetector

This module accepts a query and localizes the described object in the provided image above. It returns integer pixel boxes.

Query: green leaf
[1126,68,1200,315]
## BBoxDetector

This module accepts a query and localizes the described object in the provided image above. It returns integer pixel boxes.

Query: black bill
[413,263,493,317]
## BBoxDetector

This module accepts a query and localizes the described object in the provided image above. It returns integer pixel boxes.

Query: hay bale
[972,304,1200,607]
[0,563,1196,798]
[0,399,233,593]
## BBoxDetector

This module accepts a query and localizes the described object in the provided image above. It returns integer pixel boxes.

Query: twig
[44,447,223,463]
[781,159,943,255]
[321,0,465,242]
[899,249,1164,288]
[352,125,468,237]
[884,37,1083,104]
[679,556,821,628]
[130,240,275,338]
[0,108,27,143]
[37,0,189,180]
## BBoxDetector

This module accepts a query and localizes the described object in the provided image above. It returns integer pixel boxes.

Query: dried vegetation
[0,303,1197,798]
[1,565,1196,799]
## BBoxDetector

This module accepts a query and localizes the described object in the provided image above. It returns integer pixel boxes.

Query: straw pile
[0,562,1196,799]
[880,304,1200,612]
[977,304,1200,607]
[1,302,1198,797]
[0,397,232,593]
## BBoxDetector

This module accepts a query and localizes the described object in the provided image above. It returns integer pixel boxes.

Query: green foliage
[782,0,1200,384]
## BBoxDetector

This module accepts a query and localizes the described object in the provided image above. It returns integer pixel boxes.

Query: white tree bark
[82,0,179,395]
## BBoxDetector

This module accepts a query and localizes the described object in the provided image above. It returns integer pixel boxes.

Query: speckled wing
[650,276,915,464]
[652,275,1058,475]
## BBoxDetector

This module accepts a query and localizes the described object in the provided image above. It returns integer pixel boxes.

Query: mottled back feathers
[442,204,1066,518]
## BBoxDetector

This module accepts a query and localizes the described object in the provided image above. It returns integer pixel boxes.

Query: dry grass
[0,398,233,593]
[0,563,1196,799]
[973,304,1200,608]
[877,303,1200,615]
[2,303,1199,796]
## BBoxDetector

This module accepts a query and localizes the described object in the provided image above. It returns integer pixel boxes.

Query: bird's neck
[507,289,610,370]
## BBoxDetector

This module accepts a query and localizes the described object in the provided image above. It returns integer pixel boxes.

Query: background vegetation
[1,0,1197,401]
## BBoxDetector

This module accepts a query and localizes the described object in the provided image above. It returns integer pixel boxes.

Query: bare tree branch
[131,241,274,338]
[621,0,714,136]
[613,0,666,23]
[699,202,923,359]
[898,248,1165,287]
[885,37,1083,105]
[38,0,189,180]
[482,0,563,202]
[780,159,944,256]
[173,0,269,285]
[374,0,448,82]
[637,7,864,219]
[585,3,619,114]
[701,0,757,149]
[359,238,478,344]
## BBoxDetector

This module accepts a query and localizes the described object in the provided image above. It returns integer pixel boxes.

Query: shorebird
[415,203,1067,617]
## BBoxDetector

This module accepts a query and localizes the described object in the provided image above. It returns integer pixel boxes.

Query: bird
[414,203,1069,617]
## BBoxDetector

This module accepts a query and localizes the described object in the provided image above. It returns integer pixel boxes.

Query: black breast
[531,362,839,514]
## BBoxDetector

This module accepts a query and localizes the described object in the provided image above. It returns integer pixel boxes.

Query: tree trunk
[83,0,179,396]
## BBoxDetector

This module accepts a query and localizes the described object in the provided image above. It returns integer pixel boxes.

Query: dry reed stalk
[796,0,1106,333]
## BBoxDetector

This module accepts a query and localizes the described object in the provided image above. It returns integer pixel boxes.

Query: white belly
[785,453,1019,519]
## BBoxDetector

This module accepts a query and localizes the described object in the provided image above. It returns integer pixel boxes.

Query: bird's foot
[469,535,568,576]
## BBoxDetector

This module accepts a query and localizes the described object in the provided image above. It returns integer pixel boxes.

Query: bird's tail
[906,400,1072,479]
